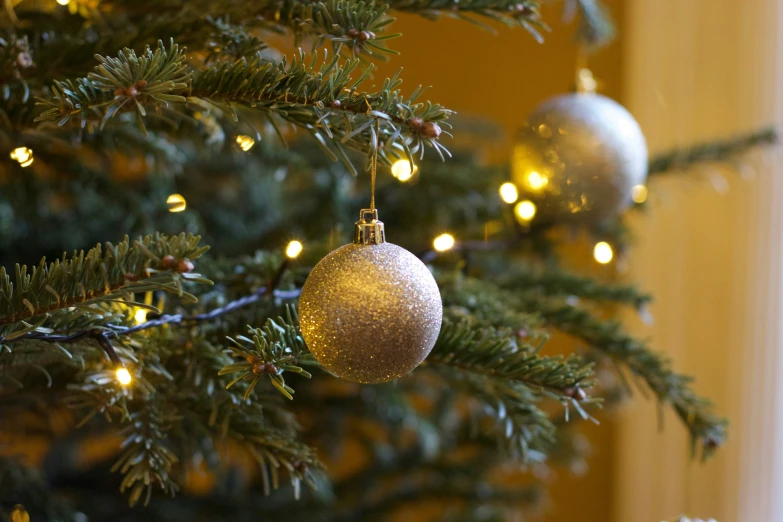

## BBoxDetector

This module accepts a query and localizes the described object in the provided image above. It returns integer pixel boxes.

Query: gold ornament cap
[353,209,385,245]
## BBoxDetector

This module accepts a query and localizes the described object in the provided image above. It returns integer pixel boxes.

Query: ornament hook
[354,208,385,245]
[575,46,597,94]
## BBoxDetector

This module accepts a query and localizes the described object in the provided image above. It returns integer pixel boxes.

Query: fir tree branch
[423,308,599,461]
[220,310,318,400]
[0,232,209,327]
[111,401,180,507]
[267,0,401,57]
[520,293,727,458]
[497,265,653,309]
[0,286,302,357]
[35,41,190,132]
[184,396,321,496]
[440,274,725,458]
[35,41,452,169]
[565,0,614,48]
[377,0,546,37]
[71,0,395,59]
[647,128,778,177]
[427,318,596,403]
[438,272,542,333]
[188,50,452,161]
[430,366,556,461]
[263,0,548,46]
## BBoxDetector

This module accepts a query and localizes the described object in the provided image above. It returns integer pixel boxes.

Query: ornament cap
[353,209,386,245]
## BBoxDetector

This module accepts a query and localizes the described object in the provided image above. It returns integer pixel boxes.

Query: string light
[116,367,132,386]
[9,147,33,167]
[10,505,29,522]
[499,182,519,204]
[391,159,416,182]
[134,309,147,323]
[526,171,548,191]
[514,200,537,222]
[56,0,70,4]
[593,241,614,264]
[285,240,303,259]
[433,233,455,252]
[631,184,648,203]
[167,193,186,212]
[236,135,255,152]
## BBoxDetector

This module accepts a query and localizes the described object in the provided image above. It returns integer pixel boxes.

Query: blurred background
[364,0,783,520]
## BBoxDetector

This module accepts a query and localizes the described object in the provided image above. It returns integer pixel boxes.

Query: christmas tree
[0,1,775,521]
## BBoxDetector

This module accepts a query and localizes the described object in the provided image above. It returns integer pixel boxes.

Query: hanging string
[370,117,380,212]
[575,45,597,94]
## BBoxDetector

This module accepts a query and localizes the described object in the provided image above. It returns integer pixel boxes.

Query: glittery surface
[299,242,442,384]
[512,92,648,224]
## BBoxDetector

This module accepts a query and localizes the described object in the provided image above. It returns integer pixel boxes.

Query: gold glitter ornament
[299,209,443,384]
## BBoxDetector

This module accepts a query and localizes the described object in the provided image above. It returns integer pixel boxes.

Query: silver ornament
[512,92,648,224]
[298,209,443,384]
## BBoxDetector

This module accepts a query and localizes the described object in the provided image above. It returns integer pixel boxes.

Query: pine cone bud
[358,31,372,42]
[347,29,359,38]
[177,258,195,273]
[519,5,535,15]
[408,117,425,133]
[420,121,442,139]
[511,3,535,15]
[565,387,587,401]
[162,255,177,269]
[330,99,342,109]
[251,358,265,374]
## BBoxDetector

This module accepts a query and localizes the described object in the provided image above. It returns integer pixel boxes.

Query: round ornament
[298,209,442,384]
[511,91,648,224]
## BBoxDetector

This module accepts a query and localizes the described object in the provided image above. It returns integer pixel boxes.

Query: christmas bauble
[298,210,442,384]
[512,92,648,224]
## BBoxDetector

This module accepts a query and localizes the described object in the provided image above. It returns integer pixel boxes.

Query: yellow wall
[615,2,783,521]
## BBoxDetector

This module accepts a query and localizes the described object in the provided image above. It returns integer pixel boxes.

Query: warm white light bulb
[134,309,147,323]
[526,171,548,191]
[514,200,537,222]
[285,240,303,259]
[433,233,455,252]
[56,0,70,5]
[499,182,519,204]
[167,193,186,212]
[593,242,614,264]
[236,135,255,152]
[116,368,132,386]
[391,159,415,182]
[10,147,33,167]
[632,184,648,203]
